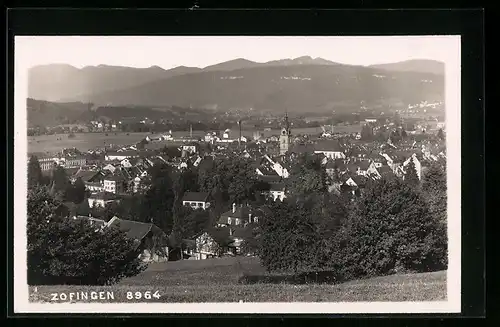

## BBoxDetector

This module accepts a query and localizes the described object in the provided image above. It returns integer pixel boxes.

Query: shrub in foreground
[335,178,447,280]
[27,186,146,285]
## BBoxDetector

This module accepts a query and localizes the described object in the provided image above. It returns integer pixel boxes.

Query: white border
[13,36,461,314]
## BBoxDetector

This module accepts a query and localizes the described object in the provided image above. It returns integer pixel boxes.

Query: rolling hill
[28,57,445,115]
[64,64,444,113]
[28,64,201,102]
[369,59,445,75]
[26,98,212,128]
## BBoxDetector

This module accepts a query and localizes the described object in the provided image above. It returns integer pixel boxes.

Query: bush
[258,200,324,274]
[335,177,447,280]
[27,186,147,285]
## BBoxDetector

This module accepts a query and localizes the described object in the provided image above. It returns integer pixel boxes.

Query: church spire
[284,109,289,130]
[280,109,291,155]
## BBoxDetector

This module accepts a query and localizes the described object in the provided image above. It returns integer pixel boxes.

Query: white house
[105,151,138,161]
[265,183,286,201]
[102,163,118,174]
[182,192,211,210]
[88,192,118,208]
[263,155,289,178]
[146,135,164,142]
[314,140,346,159]
[120,158,136,168]
[223,129,231,139]
[103,175,125,194]
[182,144,197,154]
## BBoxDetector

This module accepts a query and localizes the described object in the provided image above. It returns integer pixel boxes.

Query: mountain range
[28,56,444,114]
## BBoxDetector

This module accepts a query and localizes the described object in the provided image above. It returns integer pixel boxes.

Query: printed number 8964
[126,291,161,300]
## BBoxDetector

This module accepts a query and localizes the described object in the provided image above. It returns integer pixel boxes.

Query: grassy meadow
[29,256,447,303]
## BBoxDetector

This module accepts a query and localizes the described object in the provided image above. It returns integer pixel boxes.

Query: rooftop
[107,217,161,242]
[182,192,210,202]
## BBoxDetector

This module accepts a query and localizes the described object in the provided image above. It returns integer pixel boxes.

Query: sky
[15,36,460,70]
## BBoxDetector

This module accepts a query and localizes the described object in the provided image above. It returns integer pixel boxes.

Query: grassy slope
[29,257,446,303]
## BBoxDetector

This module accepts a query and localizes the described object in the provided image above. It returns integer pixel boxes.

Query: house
[38,157,57,171]
[217,204,255,227]
[72,215,107,230]
[182,143,198,155]
[355,160,372,176]
[222,129,231,139]
[85,182,104,192]
[70,169,101,184]
[192,227,240,260]
[120,158,139,168]
[102,163,119,174]
[64,156,87,169]
[263,155,289,178]
[193,231,221,260]
[107,217,169,262]
[374,165,397,180]
[105,151,139,161]
[365,161,381,179]
[314,140,346,159]
[103,175,126,194]
[146,135,164,142]
[88,191,118,208]
[263,182,286,202]
[182,192,211,210]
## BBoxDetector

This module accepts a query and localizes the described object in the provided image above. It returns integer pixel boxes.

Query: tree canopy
[27,186,146,285]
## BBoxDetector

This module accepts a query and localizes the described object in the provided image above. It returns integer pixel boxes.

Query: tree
[198,157,260,207]
[258,201,324,274]
[422,163,447,226]
[141,163,176,233]
[285,153,327,198]
[28,155,43,188]
[27,186,146,285]
[437,128,445,141]
[360,124,374,140]
[404,159,420,187]
[401,129,408,138]
[51,166,71,194]
[389,129,401,144]
[71,177,86,204]
[337,177,447,280]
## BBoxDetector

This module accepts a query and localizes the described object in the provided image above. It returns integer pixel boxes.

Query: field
[29,257,447,303]
[27,125,362,155]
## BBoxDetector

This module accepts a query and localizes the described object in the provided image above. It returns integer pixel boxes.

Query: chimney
[232,203,236,213]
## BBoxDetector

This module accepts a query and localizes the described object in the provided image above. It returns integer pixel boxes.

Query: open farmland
[27,125,362,155]
[29,257,447,303]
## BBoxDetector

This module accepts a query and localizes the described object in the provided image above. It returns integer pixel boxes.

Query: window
[227,218,232,225]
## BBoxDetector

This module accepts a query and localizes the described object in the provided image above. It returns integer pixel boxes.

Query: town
[28,112,447,263]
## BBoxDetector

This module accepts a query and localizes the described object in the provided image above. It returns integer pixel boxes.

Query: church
[279,112,292,155]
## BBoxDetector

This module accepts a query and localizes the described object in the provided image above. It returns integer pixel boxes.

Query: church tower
[279,111,291,155]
